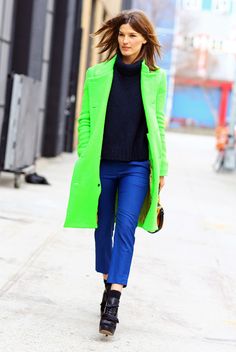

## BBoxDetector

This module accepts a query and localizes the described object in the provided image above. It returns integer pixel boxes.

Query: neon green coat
[64,54,168,232]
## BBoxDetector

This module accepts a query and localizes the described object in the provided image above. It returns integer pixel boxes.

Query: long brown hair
[92,10,161,71]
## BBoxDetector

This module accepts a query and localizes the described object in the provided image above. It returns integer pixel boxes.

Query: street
[0,132,236,352]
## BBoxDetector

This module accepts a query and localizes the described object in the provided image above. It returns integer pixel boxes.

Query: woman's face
[118,23,147,63]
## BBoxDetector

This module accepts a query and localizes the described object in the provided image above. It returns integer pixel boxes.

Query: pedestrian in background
[64,9,168,337]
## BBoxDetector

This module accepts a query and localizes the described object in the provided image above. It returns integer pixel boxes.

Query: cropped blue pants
[94,159,150,287]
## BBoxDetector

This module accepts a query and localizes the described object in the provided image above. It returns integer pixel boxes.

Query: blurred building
[131,0,236,129]
[0,0,123,172]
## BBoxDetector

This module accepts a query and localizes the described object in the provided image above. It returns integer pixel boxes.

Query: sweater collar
[115,51,142,76]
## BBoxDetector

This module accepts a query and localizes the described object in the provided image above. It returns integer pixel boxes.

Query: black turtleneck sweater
[101,53,149,161]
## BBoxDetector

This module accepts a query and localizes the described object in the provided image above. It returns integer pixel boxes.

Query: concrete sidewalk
[0,132,236,352]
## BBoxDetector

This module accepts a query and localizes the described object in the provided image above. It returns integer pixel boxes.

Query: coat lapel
[85,56,117,162]
[141,62,162,133]
[88,55,116,108]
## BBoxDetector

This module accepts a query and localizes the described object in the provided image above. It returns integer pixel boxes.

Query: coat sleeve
[77,69,91,158]
[156,69,168,176]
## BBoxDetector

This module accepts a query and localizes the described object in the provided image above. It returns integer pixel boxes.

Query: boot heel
[99,329,113,336]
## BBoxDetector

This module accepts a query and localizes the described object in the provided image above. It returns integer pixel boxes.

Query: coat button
[98,183,100,187]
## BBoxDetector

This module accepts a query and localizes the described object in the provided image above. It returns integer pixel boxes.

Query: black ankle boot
[100,281,111,316]
[99,290,121,336]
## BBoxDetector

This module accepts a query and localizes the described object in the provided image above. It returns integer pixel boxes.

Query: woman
[64,10,168,336]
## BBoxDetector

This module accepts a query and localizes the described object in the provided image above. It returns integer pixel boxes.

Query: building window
[181,0,202,10]
[210,38,224,52]
[211,0,232,13]
[183,34,195,50]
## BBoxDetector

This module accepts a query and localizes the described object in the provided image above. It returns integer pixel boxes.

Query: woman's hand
[159,176,165,192]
